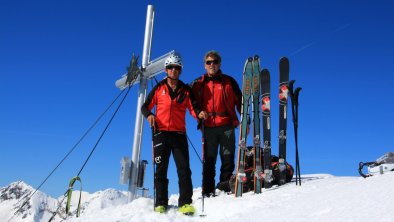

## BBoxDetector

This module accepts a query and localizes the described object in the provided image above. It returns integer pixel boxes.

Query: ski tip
[253,55,259,60]
[248,57,253,62]
[261,68,269,73]
[279,57,289,75]
[243,58,251,69]
[280,56,288,61]
[279,57,289,64]
[260,68,270,76]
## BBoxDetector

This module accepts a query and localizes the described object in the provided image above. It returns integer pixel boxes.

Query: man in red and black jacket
[141,54,202,215]
[190,50,242,196]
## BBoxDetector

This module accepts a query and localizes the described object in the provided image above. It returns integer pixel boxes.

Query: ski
[260,68,273,188]
[251,55,262,193]
[235,57,253,197]
[278,57,289,186]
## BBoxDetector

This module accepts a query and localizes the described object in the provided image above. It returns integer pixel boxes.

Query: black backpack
[217,149,294,193]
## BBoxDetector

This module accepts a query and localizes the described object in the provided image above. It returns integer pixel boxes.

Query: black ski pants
[202,124,235,195]
[153,131,193,207]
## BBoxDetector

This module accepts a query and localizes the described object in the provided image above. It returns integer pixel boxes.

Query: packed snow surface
[1,173,394,222]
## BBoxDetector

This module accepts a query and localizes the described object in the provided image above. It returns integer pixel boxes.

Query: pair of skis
[234,56,263,197]
[235,56,291,197]
[262,57,290,188]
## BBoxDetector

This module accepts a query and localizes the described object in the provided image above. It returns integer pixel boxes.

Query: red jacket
[141,79,199,132]
[190,71,242,128]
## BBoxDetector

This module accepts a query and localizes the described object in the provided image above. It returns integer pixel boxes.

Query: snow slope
[2,173,394,222]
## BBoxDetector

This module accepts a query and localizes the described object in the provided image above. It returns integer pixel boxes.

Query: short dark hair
[204,50,222,63]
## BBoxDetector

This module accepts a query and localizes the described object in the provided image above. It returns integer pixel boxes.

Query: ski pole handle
[288,80,296,99]
[294,87,302,106]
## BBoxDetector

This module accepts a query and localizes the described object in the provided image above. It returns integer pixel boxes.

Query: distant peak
[1,181,35,201]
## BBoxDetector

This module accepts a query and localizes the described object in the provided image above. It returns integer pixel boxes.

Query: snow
[2,173,394,222]
[0,181,58,222]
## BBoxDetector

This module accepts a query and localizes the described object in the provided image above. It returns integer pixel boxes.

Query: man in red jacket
[190,50,242,196]
[141,53,201,215]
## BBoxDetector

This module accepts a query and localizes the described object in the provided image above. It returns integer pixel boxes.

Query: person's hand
[147,115,156,131]
[198,111,208,120]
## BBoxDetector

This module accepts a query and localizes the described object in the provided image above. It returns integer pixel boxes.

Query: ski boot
[154,205,167,213]
[178,204,195,216]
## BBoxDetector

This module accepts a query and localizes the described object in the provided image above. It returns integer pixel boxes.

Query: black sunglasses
[166,65,182,71]
[205,60,219,65]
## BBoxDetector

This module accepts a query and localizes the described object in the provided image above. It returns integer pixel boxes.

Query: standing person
[141,53,201,215]
[190,50,242,196]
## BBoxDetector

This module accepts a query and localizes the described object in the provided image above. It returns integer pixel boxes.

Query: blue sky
[1,0,394,197]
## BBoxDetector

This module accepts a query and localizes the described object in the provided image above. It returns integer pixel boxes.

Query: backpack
[217,147,294,193]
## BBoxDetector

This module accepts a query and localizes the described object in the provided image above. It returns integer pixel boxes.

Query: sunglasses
[205,60,219,65]
[166,65,182,71]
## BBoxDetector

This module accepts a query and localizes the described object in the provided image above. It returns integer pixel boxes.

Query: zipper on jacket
[212,82,216,126]
[168,90,173,131]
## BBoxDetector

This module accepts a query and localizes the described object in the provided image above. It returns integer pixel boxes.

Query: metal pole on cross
[115,4,178,202]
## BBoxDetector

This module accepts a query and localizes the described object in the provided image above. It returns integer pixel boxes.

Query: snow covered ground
[2,173,394,222]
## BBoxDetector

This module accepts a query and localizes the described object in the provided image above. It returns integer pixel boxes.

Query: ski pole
[151,126,156,211]
[293,87,302,185]
[289,80,302,185]
[288,80,297,184]
[200,119,206,217]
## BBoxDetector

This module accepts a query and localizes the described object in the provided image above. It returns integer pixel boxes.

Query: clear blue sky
[1,0,394,197]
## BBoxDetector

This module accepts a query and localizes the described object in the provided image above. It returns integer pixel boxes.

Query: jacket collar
[204,70,223,82]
